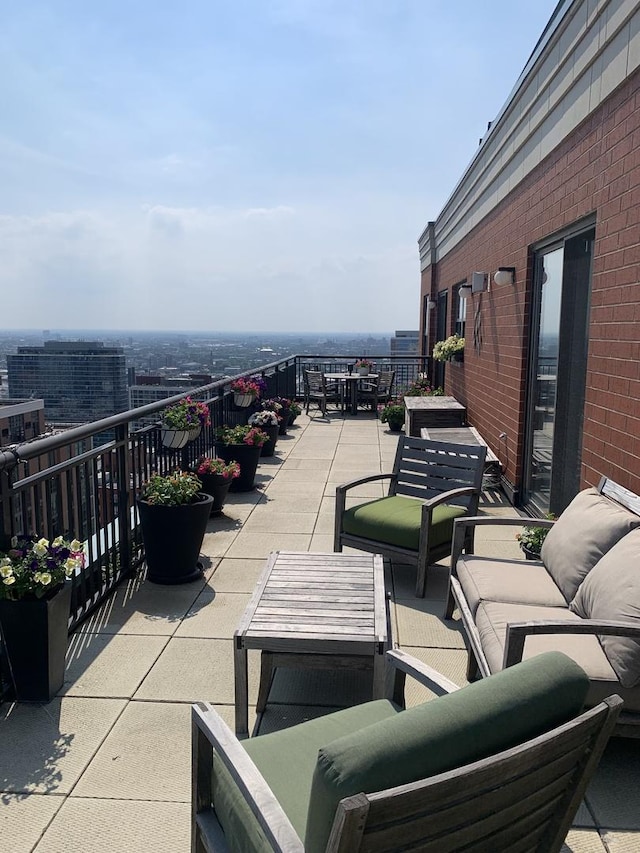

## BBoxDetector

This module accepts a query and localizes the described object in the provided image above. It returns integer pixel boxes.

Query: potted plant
[214,425,268,491]
[194,457,241,516]
[355,358,374,376]
[137,471,213,584]
[0,535,85,700]
[161,397,210,447]
[288,400,302,425]
[405,377,445,397]
[271,396,293,435]
[516,514,556,560]
[432,335,465,363]
[378,399,405,432]
[248,410,280,456]
[230,377,261,408]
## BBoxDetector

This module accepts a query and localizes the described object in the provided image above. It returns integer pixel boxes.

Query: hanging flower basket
[233,393,254,408]
[188,425,202,441]
[161,427,191,449]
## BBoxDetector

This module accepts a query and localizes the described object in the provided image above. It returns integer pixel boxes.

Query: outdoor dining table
[325,372,378,416]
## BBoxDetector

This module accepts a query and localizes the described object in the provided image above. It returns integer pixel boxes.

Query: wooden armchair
[335,436,486,597]
[303,371,341,417]
[192,650,621,852]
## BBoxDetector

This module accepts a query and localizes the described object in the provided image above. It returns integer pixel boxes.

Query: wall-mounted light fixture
[426,298,436,310]
[494,266,516,286]
[458,284,473,298]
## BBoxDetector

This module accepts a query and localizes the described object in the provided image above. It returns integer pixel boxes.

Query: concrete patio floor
[2,411,639,852]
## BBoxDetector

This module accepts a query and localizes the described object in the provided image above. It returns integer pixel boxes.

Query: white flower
[52,536,64,547]
[0,565,14,578]
[37,572,52,586]
[3,576,16,586]
[70,539,83,552]
[33,538,50,557]
[64,558,81,576]
[0,556,13,568]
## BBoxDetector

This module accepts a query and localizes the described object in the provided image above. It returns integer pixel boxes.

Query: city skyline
[0,2,557,333]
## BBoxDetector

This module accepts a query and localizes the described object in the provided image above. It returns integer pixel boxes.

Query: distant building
[390,331,419,357]
[0,399,45,447]
[7,341,128,425]
[129,374,213,429]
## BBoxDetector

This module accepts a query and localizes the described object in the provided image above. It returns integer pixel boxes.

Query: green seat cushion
[305,652,589,853]
[212,699,400,852]
[342,495,466,551]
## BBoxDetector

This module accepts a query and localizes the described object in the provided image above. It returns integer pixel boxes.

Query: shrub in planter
[138,471,213,584]
[268,397,293,435]
[0,535,85,700]
[288,401,302,424]
[515,514,556,559]
[404,377,444,397]
[214,425,268,491]
[194,457,241,516]
[378,399,405,432]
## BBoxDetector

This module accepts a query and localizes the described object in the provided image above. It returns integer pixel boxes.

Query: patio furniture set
[303,368,394,417]
[192,432,640,850]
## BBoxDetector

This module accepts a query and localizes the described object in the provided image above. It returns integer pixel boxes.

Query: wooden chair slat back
[391,437,486,504]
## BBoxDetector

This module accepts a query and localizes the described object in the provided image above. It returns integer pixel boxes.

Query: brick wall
[420,67,640,497]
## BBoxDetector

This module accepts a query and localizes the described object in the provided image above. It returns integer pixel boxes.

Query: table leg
[256,651,274,713]
[351,380,358,416]
[234,639,249,738]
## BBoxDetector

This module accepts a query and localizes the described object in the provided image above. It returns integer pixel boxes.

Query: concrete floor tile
[201,525,243,558]
[268,666,373,707]
[2,793,64,852]
[391,561,450,600]
[269,469,329,485]
[73,701,192,801]
[224,531,311,559]
[63,634,169,698]
[0,697,126,795]
[257,492,325,514]
[585,737,640,829]
[206,558,265,593]
[561,829,608,852]
[398,647,469,706]
[133,638,261,704]
[244,510,317,533]
[33,798,190,853]
[175,591,251,638]
[75,574,206,636]
[313,512,336,535]
[309,534,335,552]
[602,830,640,851]
[326,482,385,498]
[282,457,332,471]
[394,599,466,649]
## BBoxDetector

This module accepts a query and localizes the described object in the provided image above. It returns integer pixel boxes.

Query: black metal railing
[0,353,426,637]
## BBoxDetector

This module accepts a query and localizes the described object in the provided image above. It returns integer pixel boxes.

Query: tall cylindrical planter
[278,409,291,436]
[0,581,71,701]
[214,443,261,492]
[137,492,213,584]
[198,473,233,516]
[260,424,280,457]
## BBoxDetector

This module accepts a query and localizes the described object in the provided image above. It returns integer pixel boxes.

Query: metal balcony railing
[0,354,428,638]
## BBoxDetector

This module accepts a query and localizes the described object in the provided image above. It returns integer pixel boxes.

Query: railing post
[115,423,133,578]
[0,450,19,551]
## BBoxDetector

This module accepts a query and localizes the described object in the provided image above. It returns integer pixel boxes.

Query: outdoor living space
[2,411,639,853]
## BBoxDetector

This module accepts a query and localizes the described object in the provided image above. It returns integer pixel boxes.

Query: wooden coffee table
[233,551,389,737]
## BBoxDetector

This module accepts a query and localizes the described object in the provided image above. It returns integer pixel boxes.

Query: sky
[0,1,558,334]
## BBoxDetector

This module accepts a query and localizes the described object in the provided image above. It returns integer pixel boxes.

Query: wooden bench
[420,425,501,487]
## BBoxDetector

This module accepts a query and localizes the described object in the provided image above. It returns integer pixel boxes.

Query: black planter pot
[520,545,541,561]
[198,472,233,516]
[387,421,404,432]
[260,424,280,457]
[138,492,213,584]
[214,442,262,492]
[278,409,291,436]
[0,582,71,701]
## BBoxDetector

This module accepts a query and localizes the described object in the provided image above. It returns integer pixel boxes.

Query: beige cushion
[474,601,640,712]
[541,488,640,602]
[457,555,566,616]
[570,529,640,689]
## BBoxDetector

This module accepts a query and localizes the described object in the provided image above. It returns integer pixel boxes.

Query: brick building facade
[419,0,640,514]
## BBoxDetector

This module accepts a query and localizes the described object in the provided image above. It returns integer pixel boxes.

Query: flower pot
[387,421,404,432]
[260,424,280,457]
[234,393,254,408]
[161,427,191,449]
[357,367,370,376]
[198,473,233,517]
[137,492,213,584]
[0,581,71,701]
[278,408,291,436]
[520,545,541,561]
[188,425,202,442]
[214,443,262,492]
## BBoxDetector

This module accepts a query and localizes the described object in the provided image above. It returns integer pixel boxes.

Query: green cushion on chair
[342,495,466,551]
[304,652,589,853]
[212,699,401,852]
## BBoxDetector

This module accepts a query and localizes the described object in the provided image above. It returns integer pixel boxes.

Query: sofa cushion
[457,555,566,616]
[342,494,466,551]
[475,601,640,712]
[570,529,640,689]
[541,488,640,602]
[304,653,588,853]
[212,699,400,852]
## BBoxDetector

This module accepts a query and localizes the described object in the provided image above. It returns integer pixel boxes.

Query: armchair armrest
[504,619,640,668]
[386,648,460,707]
[192,702,304,852]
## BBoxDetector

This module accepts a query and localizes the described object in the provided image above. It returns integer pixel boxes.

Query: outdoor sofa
[445,477,640,736]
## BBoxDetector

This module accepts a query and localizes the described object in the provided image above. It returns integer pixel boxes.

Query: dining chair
[303,370,341,417]
[358,369,395,412]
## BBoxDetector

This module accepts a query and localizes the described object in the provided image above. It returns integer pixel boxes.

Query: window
[454,283,467,338]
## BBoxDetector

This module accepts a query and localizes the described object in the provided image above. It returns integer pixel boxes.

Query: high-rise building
[0,399,46,447]
[129,374,213,429]
[7,341,128,425]
[390,331,419,357]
